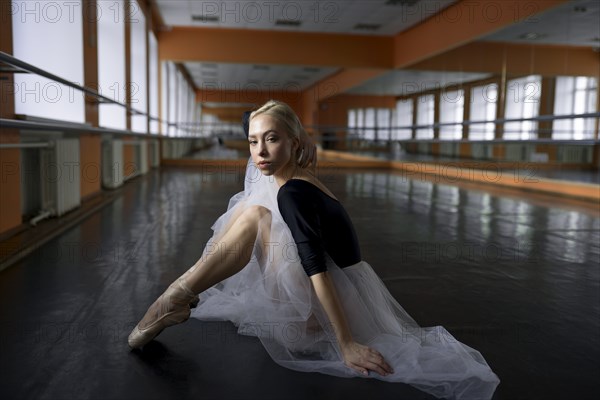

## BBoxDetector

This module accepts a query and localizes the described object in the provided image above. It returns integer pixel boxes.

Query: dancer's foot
[128,278,197,349]
[190,295,200,309]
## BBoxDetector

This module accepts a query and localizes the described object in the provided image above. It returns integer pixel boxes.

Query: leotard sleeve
[277,183,327,276]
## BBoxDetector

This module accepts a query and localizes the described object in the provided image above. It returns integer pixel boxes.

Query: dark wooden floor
[0,166,598,399]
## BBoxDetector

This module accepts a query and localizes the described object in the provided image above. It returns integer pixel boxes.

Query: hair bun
[242,111,252,137]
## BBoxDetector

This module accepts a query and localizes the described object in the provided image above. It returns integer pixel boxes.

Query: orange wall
[202,106,253,123]
[160,27,393,69]
[80,134,101,200]
[394,0,569,67]
[409,42,600,77]
[0,6,21,235]
[0,131,21,234]
[196,89,302,109]
[123,136,136,178]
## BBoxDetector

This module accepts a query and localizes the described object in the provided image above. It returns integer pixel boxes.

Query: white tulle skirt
[191,160,500,400]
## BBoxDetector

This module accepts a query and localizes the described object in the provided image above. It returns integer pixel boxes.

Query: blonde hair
[250,100,315,167]
[250,100,306,141]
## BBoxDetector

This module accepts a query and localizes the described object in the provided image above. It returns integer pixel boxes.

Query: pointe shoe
[128,278,197,349]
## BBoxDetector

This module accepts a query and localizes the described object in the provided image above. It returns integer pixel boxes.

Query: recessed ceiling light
[275,19,301,27]
[385,0,419,6]
[354,23,381,31]
[518,32,547,40]
[192,15,219,23]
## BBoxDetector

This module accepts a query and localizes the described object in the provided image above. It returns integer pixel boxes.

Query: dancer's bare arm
[310,272,393,377]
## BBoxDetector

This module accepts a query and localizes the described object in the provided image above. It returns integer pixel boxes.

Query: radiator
[39,139,81,217]
[439,142,459,156]
[139,140,149,174]
[417,142,431,154]
[471,143,493,160]
[504,144,524,161]
[558,146,593,163]
[102,139,124,189]
[149,139,160,167]
[162,139,194,159]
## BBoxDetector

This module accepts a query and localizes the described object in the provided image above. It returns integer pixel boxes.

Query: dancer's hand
[341,341,393,377]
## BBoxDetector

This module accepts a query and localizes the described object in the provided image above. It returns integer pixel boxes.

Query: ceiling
[184,61,338,92]
[483,0,600,47]
[156,0,457,35]
[154,0,600,98]
[346,70,492,96]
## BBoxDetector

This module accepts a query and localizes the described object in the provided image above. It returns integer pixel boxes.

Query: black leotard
[277,179,361,276]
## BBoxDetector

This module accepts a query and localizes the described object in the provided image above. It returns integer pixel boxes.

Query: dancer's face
[248,114,297,178]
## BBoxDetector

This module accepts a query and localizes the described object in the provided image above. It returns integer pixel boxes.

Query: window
[392,99,413,140]
[376,108,391,141]
[504,75,541,139]
[553,76,598,140]
[439,89,464,140]
[364,108,376,141]
[169,63,178,136]
[470,84,497,140]
[356,109,365,139]
[149,32,159,134]
[12,0,84,123]
[347,109,357,136]
[177,73,186,136]
[98,0,125,130]
[130,4,147,133]
[416,94,434,139]
[161,61,169,135]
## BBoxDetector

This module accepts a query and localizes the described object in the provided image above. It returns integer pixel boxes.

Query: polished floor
[0,166,598,400]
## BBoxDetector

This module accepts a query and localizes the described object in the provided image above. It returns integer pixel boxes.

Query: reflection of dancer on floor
[129,100,392,376]
[128,100,499,399]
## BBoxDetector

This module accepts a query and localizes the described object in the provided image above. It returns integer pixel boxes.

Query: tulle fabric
[191,159,500,399]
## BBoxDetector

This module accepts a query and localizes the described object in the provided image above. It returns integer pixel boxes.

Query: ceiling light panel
[156,0,457,36]
[184,62,338,92]
[347,70,492,96]
[482,0,600,47]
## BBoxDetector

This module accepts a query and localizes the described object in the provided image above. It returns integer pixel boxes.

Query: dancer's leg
[128,205,271,348]
[183,205,271,293]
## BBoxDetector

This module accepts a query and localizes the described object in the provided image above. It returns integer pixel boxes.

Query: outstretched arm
[310,271,393,377]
